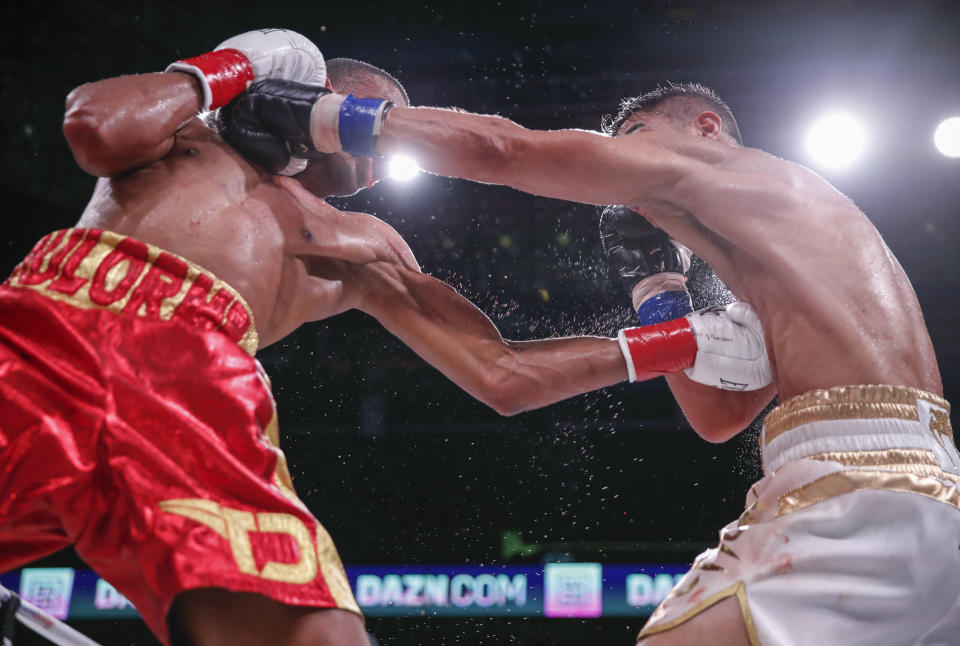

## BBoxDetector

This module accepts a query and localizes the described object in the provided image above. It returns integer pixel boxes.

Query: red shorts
[0,229,360,644]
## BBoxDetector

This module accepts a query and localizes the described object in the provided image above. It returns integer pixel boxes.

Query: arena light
[389,155,421,182]
[804,111,867,170]
[934,117,960,158]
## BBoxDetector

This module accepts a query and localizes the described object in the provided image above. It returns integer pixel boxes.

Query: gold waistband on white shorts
[761,385,956,475]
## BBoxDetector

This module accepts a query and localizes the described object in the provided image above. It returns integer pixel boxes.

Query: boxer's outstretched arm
[376,106,806,240]
[354,259,627,416]
[378,107,700,208]
[63,73,203,177]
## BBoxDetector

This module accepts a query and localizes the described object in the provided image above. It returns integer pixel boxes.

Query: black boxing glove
[220,79,331,175]
[599,205,693,325]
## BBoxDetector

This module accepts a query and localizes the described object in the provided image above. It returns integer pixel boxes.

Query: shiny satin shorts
[639,385,960,646]
[0,229,360,645]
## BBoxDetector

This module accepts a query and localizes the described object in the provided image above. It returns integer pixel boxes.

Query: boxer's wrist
[166,49,253,111]
[310,93,394,156]
[310,93,348,152]
[630,273,687,311]
[631,273,692,325]
[635,290,694,326]
[617,318,698,383]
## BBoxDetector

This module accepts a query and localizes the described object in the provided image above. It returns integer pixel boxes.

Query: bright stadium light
[804,112,867,170]
[934,117,960,158]
[389,155,421,182]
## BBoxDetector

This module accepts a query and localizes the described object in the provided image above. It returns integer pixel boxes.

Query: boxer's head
[297,58,409,197]
[603,82,741,146]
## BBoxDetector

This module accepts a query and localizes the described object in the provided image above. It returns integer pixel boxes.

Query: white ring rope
[0,585,101,646]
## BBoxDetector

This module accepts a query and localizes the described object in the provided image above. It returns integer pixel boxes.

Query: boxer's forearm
[665,373,776,442]
[63,73,203,177]
[358,261,626,415]
[497,337,629,414]
[379,107,680,207]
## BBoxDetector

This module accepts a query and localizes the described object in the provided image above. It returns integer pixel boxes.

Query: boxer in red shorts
[0,30,771,646]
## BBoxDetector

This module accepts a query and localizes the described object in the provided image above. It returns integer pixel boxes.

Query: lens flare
[389,155,421,182]
[804,112,867,170]
[934,117,960,158]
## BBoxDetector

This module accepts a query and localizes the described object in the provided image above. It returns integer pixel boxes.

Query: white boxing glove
[684,302,772,391]
[166,28,326,112]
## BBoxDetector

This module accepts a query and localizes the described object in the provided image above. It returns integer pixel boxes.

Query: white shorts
[639,385,960,646]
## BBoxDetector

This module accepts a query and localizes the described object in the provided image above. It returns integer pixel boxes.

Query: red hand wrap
[619,317,697,382]
[178,48,254,109]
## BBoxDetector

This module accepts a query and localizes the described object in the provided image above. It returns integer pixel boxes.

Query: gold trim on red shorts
[6,229,258,355]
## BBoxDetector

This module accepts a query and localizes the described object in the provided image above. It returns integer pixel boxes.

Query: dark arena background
[3,1,960,644]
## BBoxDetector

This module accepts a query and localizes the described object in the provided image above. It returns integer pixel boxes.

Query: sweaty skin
[60,66,636,646]
[63,70,631,420]
[372,104,942,437]
[68,72,398,348]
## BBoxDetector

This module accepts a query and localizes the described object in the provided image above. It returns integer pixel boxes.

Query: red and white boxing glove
[166,28,326,112]
[618,301,772,391]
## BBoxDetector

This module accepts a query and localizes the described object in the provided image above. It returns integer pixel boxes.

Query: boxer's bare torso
[61,71,640,416]
[71,74,412,349]
[377,106,942,402]
[614,115,941,400]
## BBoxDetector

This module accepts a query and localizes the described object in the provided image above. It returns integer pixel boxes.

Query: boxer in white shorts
[641,385,960,644]
[252,80,960,643]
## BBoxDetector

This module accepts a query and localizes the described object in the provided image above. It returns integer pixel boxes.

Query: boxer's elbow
[688,416,747,444]
[477,374,528,417]
[485,397,526,417]
[63,87,131,177]
[64,88,107,173]
[682,396,763,443]
[474,358,540,417]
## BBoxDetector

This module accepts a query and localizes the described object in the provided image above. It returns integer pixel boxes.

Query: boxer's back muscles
[71,103,418,349]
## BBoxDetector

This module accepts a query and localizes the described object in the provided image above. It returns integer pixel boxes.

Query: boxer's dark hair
[602,82,741,145]
[326,58,409,105]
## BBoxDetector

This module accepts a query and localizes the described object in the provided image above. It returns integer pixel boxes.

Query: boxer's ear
[695,111,723,139]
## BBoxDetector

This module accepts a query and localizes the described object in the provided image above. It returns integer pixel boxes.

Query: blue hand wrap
[636,290,693,326]
[338,94,393,157]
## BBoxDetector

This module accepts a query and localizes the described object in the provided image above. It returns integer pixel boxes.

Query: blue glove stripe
[636,291,693,326]
[338,94,391,157]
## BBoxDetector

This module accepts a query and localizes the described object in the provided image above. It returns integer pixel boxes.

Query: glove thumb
[724,302,762,329]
